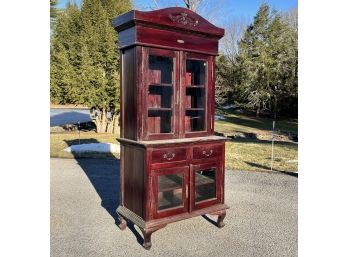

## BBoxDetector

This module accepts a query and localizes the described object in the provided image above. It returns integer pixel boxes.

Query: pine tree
[50,0,132,132]
[50,2,82,104]
[236,3,298,117]
[50,0,59,30]
[80,0,131,133]
[237,4,272,117]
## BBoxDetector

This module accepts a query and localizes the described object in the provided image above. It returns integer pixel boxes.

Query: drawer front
[193,144,222,160]
[152,147,187,163]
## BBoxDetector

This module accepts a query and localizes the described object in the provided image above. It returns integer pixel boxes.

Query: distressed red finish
[113,7,228,250]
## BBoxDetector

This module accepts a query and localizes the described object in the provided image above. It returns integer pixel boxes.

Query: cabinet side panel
[123,145,145,219]
[121,47,137,140]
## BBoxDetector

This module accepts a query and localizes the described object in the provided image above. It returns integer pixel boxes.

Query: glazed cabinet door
[190,162,222,210]
[181,52,213,137]
[142,48,180,140]
[152,166,189,219]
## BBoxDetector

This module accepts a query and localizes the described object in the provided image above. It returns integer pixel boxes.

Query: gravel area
[51,158,297,257]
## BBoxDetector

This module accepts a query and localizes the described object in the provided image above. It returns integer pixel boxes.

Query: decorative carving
[169,12,199,27]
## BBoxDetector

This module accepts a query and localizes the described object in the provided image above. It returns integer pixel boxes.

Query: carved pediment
[169,12,199,27]
[113,7,224,38]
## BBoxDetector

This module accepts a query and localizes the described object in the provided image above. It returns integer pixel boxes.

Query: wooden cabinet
[113,7,228,249]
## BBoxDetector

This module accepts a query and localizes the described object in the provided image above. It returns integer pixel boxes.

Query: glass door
[182,52,210,137]
[144,48,179,140]
[191,162,221,210]
[153,166,189,219]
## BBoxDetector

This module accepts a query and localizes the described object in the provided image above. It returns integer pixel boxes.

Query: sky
[57,0,297,27]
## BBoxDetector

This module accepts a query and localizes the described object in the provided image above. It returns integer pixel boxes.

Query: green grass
[51,110,298,172]
[50,132,120,159]
[215,108,298,136]
[225,141,297,172]
[215,108,298,172]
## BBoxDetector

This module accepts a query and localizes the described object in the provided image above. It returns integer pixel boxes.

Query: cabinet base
[116,204,229,249]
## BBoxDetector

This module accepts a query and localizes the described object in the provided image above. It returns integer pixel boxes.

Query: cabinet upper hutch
[113,7,228,250]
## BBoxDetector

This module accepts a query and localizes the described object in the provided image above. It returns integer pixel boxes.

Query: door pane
[147,54,174,134]
[149,55,173,84]
[185,59,206,132]
[195,168,216,202]
[158,173,183,211]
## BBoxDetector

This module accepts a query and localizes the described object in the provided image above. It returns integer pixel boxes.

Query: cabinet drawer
[193,145,222,160]
[152,148,187,163]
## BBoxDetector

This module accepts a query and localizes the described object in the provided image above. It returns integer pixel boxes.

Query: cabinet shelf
[158,194,183,210]
[150,83,173,87]
[186,85,205,88]
[148,108,172,111]
[158,175,183,192]
[186,108,204,111]
[195,172,215,186]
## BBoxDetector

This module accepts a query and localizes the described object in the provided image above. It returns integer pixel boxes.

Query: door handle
[202,149,213,157]
[163,152,175,160]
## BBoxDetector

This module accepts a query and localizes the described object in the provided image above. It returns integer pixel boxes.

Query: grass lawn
[50,132,120,159]
[51,109,298,172]
[215,108,298,136]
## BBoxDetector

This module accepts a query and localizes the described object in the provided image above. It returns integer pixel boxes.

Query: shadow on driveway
[65,139,144,247]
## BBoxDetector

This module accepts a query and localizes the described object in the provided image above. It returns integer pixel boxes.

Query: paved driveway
[50,108,91,126]
[51,158,297,257]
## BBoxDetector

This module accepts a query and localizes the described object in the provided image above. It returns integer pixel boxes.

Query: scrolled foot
[217,212,226,228]
[141,229,153,250]
[143,240,152,250]
[140,225,165,250]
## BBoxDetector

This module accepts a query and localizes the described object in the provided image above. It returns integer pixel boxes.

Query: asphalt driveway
[51,158,297,257]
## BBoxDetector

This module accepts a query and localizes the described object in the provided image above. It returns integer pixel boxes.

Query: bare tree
[151,0,159,9]
[282,8,298,32]
[221,18,247,62]
[183,0,203,12]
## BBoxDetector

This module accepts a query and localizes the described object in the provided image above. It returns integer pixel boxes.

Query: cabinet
[113,7,228,249]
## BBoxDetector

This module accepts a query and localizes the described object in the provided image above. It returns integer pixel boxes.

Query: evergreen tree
[235,3,297,117]
[80,0,125,133]
[50,2,82,104]
[50,0,132,132]
[50,0,59,30]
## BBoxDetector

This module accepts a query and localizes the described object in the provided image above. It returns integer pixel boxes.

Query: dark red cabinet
[113,7,228,249]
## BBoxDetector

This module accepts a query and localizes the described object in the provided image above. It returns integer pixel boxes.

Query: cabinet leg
[140,229,153,250]
[118,215,127,231]
[140,225,166,250]
[217,211,226,228]
[206,210,226,228]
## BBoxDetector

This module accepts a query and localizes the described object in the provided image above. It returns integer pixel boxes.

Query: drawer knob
[202,149,213,157]
[163,152,175,160]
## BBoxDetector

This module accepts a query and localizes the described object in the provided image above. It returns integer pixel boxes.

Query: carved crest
[169,12,199,27]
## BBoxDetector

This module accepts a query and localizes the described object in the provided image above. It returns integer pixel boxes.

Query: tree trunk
[256,104,260,118]
[100,108,107,132]
[274,97,277,121]
[113,114,120,136]
[94,115,102,133]
[106,114,114,134]
[92,107,108,133]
